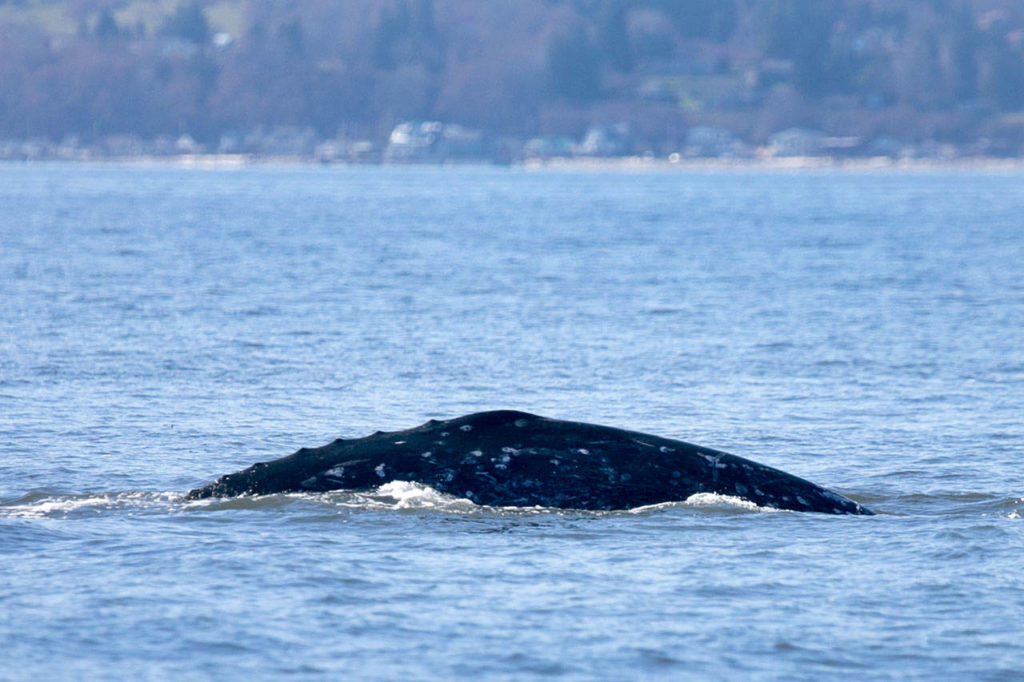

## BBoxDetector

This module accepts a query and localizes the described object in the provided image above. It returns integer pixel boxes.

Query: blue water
[1,163,1022,680]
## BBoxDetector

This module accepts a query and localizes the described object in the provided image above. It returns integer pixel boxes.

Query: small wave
[350,484,782,515]
[0,485,792,519]
[622,493,776,515]
[329,480,480,512]
[14,485,1018,519]
[0,490,182,519]
[872,492,1023,518]
[179,481,501,515]
[1000,497,1024,520]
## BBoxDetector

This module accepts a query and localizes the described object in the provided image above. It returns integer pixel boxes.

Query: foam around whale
[186,410,873,515]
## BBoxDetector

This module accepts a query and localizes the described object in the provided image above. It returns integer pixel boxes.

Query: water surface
[1,163,1022,680]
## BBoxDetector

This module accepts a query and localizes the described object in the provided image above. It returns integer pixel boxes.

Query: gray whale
[186,410,872,514]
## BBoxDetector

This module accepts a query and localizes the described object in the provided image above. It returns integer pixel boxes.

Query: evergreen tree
[598,3,634,72]
[546,27,602,101]
[94,9,121,41]
[161,2,210,45]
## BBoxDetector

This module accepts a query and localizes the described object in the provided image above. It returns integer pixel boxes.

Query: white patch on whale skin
[632,439,656,448]
[514,419,529,428]
[441,432,450,437]
[470,450,483,457]
[659,446,675,453]
[374,463,387,478]
[575,448,590,455]
[394,440,406,445]
[460,425,473,432]
[324,466,346,478]
[501,446,519,454]
[550,459,560,466]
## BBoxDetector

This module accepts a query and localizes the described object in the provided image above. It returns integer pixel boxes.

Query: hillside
[3,0,1024,160]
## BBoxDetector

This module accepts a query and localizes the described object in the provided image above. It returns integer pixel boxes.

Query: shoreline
[5,153,1024,172]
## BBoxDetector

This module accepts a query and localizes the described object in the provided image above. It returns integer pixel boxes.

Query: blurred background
[3,0,1024,163]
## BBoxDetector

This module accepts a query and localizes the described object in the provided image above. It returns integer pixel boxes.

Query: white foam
[683,492,781,512]
[365,480,475,510]
[0,487,783,520]
[0,491,181,519]
[331,482,561,516]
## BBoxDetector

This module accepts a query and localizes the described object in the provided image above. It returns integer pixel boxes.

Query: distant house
[151,135,179,156]
[175,134,202,154]
[314,140,343,163]
[218,132,242,154]
[385,121,486,162]
[1,138,53,160]
[436,124,485,160]
[523,136,575,160]
[865,137,904,158]
[314,139,378,163]
[347,140,377,163]
[767,128,824,157]
[102,134,145,157]
[820,135,863,156]
[385,121,442,161]
[257,126,317,157]
[576,123,632,157]
[684,126,740,157]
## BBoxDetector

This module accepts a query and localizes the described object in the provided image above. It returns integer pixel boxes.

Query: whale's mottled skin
[186,410,872,514]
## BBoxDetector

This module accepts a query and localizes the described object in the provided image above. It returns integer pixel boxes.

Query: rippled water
[1,163,1022,679]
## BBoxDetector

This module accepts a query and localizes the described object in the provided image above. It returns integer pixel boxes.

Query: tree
[93,9,121,41]
[656,0,738,43]
[990,44,1024,110]
[161,2,210,45]
[276,18,305,57]
[766,0,862,98]
[546,27,602,101]
[598,3,634,72]
[371,0,444,72]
